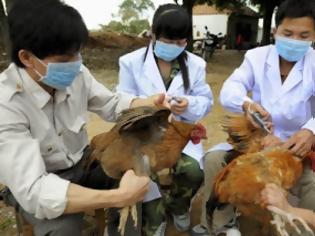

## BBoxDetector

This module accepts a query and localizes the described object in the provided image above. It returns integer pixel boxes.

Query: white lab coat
[207,45,315,156]
[117,43,213,201]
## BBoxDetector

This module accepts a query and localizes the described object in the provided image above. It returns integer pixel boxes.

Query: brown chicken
[89,106,207,235]
[206,115,313,236]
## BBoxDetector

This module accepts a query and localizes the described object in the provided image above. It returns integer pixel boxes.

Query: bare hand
[260,183,291,211]
[153,93,171,109]
[170,97,189,115]
[282,129,314,157]
[131,93,171,109]
[243,101,272,131]
[117,170,150,207]
[261,134,282,148]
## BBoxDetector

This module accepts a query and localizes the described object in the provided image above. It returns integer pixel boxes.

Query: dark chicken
[90,106,207,235]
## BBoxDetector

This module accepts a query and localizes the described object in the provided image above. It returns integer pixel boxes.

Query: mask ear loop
[33,69,45,82]
[30,55,47,82]
[35,56,47,67]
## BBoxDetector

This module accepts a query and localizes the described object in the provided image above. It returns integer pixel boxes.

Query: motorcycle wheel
[202,50,210,62]
[209,47,215,58]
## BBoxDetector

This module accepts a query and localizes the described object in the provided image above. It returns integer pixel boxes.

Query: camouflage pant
[142,154,204,236]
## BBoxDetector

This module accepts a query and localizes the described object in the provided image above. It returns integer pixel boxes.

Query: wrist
[242,96,253,110]
[106,189,127,208]
[286,204,296,215]
[111,188,133,208]
[302,128,314,136]
[130,98,142,108]
[130,97,156,108]
[242,101,253,112]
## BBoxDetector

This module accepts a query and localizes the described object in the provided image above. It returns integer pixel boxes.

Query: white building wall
[193,14,229,39]
[257,27,263,43]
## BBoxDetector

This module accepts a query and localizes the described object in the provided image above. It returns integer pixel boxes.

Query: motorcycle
[201,30,223,62]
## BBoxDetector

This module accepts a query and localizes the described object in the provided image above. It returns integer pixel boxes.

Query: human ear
[18,50,35,68]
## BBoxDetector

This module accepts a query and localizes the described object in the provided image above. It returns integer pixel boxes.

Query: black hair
[8,0,89,67]
[275,0,315,27]
[152,4,191,40]
[145,4,190,92]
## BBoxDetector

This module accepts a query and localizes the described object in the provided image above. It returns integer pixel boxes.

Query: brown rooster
[206,115,314,236]
[89,106,207,235]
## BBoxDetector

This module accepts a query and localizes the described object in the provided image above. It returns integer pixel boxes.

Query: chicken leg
[118,205,138,235]
[267,205,314,236]
[118,154,150,235]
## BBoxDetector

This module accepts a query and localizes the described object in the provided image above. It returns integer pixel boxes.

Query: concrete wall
[257,27,263,43]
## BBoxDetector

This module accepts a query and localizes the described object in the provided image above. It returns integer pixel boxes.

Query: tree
[175,0,195,51]
[175,0,285,46]
[253,0,283,45]
[118,0,154,23]
[101,21,126,33]
[128,19,150,35]
[103,0,154,35]
[0,0,14,55]
[0,1,7,39]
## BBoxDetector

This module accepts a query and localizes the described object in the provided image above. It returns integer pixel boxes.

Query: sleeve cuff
[232,96,253,113]
[180,95,197,120]
[220,91,253,113]
[180,95,212,121]
[35,173,70,219]
[116,92,136,111]
[242,96,254,104]
[302,118,315,135]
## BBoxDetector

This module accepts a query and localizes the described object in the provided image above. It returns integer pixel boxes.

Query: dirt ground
[0,49,255,235]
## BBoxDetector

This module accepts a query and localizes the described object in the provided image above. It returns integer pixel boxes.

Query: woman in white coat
[192,0,315,235]
[117,4,213,236]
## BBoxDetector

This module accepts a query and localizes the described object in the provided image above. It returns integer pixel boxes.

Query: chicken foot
[131,204,138,227]
[118,204,138,235]
[118,153,148,235]
[118,206,129,235]
[267,205,314,236]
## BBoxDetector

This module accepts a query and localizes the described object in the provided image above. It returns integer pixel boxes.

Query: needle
[250,111,272,134]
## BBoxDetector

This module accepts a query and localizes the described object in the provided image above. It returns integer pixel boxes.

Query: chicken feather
[206,115,312,236]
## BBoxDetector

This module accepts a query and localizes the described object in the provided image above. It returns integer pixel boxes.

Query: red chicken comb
[191,122,207,144]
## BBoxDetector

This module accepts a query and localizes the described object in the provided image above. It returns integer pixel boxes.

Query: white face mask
[32,55,82,90]
[154,40,186,61]
[275,35,312,62]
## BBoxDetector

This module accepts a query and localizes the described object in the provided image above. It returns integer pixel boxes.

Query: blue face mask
[34,56,82,90]
[154,40,186,62]
[275,36,312,62]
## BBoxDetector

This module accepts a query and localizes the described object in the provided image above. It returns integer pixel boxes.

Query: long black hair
[144,4,191,92]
